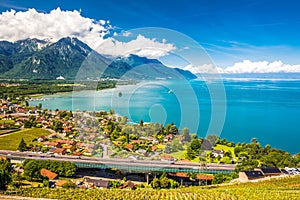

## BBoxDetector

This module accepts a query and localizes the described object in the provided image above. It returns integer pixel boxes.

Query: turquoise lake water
[30,79,300,153]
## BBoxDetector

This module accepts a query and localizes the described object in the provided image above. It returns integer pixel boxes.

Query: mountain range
[0,37,196,80]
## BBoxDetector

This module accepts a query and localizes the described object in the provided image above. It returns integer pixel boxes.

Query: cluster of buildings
[238,166,300,182]
[40,168,136,189]
[1,98,183,160]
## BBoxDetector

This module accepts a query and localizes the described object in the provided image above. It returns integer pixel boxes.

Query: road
[0,150,236,173]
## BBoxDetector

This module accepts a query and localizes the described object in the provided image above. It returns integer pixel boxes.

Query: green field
[214,144,236,159]
[0,128,50,150]
[2,175,300,200]
[0,120,15,124]
[0,130,11,134]
[0,129,19,136]
[170,150,186,160]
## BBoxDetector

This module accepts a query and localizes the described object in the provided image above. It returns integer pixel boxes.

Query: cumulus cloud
[219,60,300,73]
[0,8,112,49]
[182,60,300,74]
[96,34,176,59]
[0,8,175,59]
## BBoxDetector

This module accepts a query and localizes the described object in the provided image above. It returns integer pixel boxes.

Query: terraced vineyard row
[2,176,300,200]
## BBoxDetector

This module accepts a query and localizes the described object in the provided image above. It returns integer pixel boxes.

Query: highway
[0,150,236,174]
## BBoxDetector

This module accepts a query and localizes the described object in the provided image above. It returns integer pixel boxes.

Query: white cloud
[0,8,175,59]
[96,34,176,59]
[184,64,219,74]
[219,60,300,73]
[0,8,110,49]
[121,31,132,37]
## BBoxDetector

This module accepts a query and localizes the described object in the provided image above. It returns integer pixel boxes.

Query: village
[1,97,300,190]
[0,97,193,160]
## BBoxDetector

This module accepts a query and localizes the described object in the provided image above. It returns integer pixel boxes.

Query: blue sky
[1,0,300,71]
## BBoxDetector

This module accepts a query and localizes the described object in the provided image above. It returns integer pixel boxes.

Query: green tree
[159,176,170,188]
[121,116,128,124]
[169,179,179,188]
[23,159,76,181]
[110,180,124,188]
[37,103,42,110]
[251,138,258,144]
[43,179,50,188]
[52,120,63,132]
[17,138,27,152]
[125,133,130,144]
[109,108,115,115]
[150,173,178,189]
[190,138,202,150]
[0,158,12,190]
[186,146,195,160]
[220,156,232,164]
[0,169,11,190]
[187,172,197,179]
[186,138,202,160]
[171,138,183,152]
[164,143,172,154]
[212,173,238,184]
[23,160,43,181]
[236,158,259,171]
[206,134,220,146]
[165,123,178,135]
[140,119,144,127]
[23,120,32,128]
[11,172,24,189]
[64,162,77,177]
[150,177,160,189]
[62,180,77,189]
[234,146,243,157]
[264,144,271,154]
[182,127,191,142]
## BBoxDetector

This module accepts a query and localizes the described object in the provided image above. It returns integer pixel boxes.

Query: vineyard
[2,176,300,200]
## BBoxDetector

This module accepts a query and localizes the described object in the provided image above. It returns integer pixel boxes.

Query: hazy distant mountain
[103,54,197,80]
[0,37,196,80]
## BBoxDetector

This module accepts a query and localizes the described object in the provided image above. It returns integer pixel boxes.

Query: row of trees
[150,173,179,189]
[23,159,76,181]
[212,172,238,184]
[235,139,300,171]
[0,80,117,99]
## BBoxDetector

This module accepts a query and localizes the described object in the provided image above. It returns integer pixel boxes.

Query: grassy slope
[2,176,300,200]
[171,144,236,162]
[0,128,50,150]
[0,130,12,135]
[170,150,186,160]
[214,144,236,159]
[0,120,15,124]
[0,129,19,136]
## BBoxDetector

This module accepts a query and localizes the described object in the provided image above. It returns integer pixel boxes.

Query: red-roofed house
[49,148,67,155]
[40,168,58,180]
[56,139,75,145]
[151,146,158,152]
[161,154,176,161]
[125,144,134,151]
[43,141,59,148]
[164,134,174,142]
